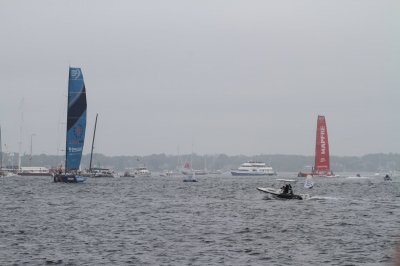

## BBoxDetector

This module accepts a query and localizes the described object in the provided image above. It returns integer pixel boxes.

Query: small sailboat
[298,115,335,177]
[182,145,197,182]
[183,170,197,182]
[54,67,87,183]
[304,175,314,189]
[181,161,191,175]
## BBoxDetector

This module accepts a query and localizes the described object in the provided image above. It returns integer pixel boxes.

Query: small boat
[54,67,88,183]
[159,170,181,177]
[91,167,117,178]
[257,179,306,200]
[0,166,17,177]
[123,169,135,177]
[304,175,314,189]
[181,163,208,176]
[134,166,151,177]
[181,145,200,181]
[209,170,223,175]
[183,171,197,182]
[298,115,335,177]
[231,161,276,176]
[384,174,392,181]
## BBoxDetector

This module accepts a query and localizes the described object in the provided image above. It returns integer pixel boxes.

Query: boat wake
[306,195,343,201]
[346,176,370,179]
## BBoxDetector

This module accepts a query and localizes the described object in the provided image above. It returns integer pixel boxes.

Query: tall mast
[89,113,98,171]
[18,98,24,170]
[65,68,70,173]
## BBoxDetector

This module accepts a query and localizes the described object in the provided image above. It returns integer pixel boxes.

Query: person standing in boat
[288,184,293,195]
[283,184,289,194]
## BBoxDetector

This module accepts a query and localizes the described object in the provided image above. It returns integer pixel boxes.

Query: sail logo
[68,147,82,153]
[70,69,81,80]
[320,126,326,155]
[74,125,84,138]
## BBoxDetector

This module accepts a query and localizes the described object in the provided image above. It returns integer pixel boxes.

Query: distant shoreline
[4,152,399,173]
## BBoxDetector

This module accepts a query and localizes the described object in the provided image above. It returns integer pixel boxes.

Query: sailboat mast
[65,68,71,173]
[18,98,24,171]
[89,113,98,171]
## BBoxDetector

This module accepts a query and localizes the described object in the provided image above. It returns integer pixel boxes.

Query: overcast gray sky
[0,0,399,156]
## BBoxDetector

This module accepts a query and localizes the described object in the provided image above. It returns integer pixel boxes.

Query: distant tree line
[2,152,400,173]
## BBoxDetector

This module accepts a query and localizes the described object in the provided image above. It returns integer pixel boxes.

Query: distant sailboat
[183,170,197,182]
[298,115,334,177]
[183,145,197,182]
[54,67,87,183]
[181,161,191,175]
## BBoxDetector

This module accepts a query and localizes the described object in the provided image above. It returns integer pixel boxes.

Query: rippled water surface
[1,174,399,265]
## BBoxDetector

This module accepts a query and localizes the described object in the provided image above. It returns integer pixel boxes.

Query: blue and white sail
[65,67,87,171]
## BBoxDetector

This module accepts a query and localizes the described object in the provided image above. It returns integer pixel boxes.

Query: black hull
[257,187,303,200]
[276,193,303,200]
[54,174,86,183]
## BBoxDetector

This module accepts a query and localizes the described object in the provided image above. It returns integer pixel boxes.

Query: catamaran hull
[54,174,86,183]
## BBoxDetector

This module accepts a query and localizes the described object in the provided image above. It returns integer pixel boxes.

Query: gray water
[1,174,399,265]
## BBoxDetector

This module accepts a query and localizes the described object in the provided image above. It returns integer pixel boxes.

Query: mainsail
[313,115,331,176]
[65,67,87,172]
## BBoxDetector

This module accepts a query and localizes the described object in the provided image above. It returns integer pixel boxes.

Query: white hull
[231,161,276,176]
[231,170,275,176]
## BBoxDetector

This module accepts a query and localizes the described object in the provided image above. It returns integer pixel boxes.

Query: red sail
[313,115,332,176]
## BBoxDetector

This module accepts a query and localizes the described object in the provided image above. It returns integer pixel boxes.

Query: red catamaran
[298,115,334,177]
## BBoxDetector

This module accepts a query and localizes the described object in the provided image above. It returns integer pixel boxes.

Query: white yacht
[91,168,117,178]
[17,166,53,176]
[231,161,276,176]
[134,166,151,177]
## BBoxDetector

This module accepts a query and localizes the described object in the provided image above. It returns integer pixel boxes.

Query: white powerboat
[257,179,308,200]
[134,166,151,177]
